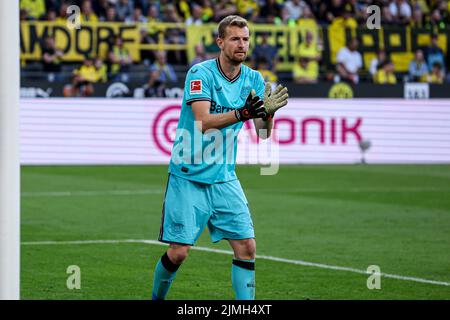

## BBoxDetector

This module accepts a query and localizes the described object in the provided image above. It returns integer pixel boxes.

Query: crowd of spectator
[20,0,450,95]
[20,0,450,27]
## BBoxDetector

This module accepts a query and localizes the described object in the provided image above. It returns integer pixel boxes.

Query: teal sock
[152,252,180,300]
[231,259,255,300]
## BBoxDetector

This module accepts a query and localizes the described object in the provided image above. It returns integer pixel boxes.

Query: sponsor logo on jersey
[209,100,234,114]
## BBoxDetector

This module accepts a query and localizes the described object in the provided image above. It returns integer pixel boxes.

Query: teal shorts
[158,174,255,245]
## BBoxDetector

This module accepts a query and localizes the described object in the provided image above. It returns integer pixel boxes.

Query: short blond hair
[217,15,248,39]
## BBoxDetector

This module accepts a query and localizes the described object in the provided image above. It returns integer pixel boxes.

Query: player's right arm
[186,66,266,133]
[191,100,239,133]
[186,66,233,133]
[191,91,266,133]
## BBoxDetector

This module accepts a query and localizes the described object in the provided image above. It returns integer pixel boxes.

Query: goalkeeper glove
[263,83,289,116]
[235,90,270,122]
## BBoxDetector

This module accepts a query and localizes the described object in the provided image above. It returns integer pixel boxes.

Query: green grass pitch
[20,165,450,299]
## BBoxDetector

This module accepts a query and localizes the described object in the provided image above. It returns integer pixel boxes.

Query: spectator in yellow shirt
[293,57,318,84]
[257,57,278,85]
[298,31,321,63]
[330,6,358,29]
[235,0,259,20]
[293,31,320,84]
[80,0,99,23]
[200,0,214,23]
[298,5,318,31]
[95,58,108,83]
[72,56,101,97]
[422,62,445,83]
[373,60,397,84]
[108,35,133,82]
[20,0,46,20]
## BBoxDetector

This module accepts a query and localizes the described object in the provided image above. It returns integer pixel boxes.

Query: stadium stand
[19,0,450,97]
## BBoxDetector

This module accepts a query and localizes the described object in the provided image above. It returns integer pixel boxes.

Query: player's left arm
[253,82,289,139]
[253,115,273,139]
[252,74,273,139]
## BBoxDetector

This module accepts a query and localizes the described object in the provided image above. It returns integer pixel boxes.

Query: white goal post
[0,0,20,300]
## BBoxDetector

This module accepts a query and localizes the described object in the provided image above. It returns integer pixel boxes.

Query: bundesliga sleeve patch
[190,80,202,94]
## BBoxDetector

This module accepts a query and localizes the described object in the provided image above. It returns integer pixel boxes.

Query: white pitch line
[21,239,450,288]
[21,190,163,197]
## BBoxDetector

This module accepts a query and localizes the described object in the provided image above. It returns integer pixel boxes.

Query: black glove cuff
[235,109,242,122]
[235,108,250,122]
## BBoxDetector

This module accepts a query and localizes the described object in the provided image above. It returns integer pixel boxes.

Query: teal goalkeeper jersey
[168,58,265,184]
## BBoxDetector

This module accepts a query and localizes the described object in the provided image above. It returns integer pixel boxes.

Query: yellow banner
[20,22,447,73]
[20,21,142,61]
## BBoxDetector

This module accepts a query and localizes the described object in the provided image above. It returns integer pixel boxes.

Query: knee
[236,239,256,260]
[167,244,190,265]
[245,239,256,259]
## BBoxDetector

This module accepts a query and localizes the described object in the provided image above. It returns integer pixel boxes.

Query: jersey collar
[215,58,241,83]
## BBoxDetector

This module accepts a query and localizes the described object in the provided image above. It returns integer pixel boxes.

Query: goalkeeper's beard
[225,51,247,65]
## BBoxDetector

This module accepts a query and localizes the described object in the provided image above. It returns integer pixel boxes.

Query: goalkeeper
[151,15,288,300]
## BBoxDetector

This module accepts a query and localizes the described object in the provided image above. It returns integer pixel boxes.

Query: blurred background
[18,0,450,165]
[19,0,450,98]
